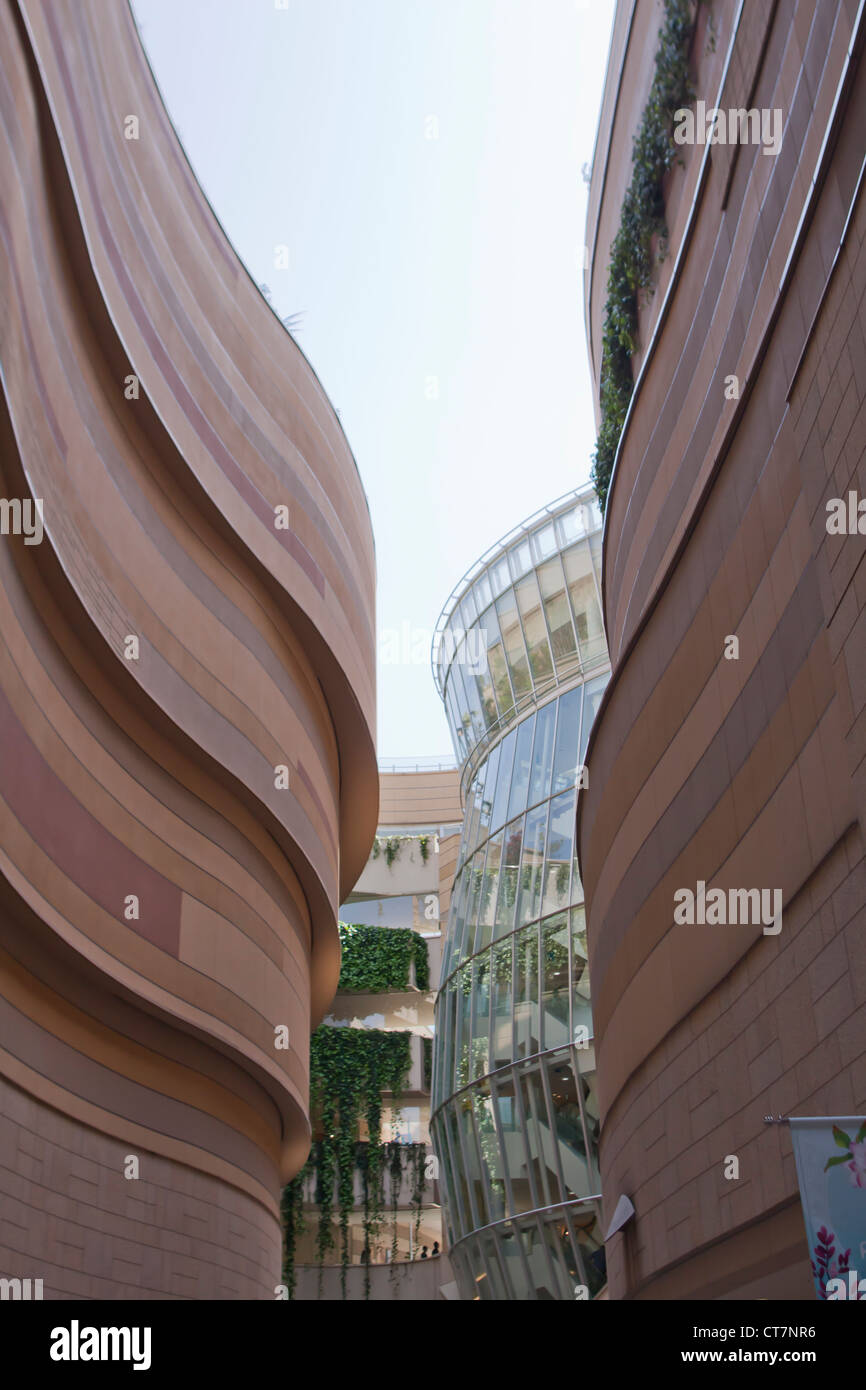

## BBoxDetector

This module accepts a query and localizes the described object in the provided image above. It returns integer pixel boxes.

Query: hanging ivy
[591,0,698,513]
[387,1140,404,1276]
[337,922,430,992]
[422,1036,433,1091]
[280,1158,311,1300]
[282,1026,417,1299]
[409,1143,427,1245]
[369,833,435,869]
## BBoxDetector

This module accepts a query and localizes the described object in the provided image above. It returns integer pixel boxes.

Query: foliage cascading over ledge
[370,833,433,868]
[337,922,430,993]
[591,0,698,514]
[281,1026,428,1300]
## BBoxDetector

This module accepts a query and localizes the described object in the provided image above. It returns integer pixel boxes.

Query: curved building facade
[580,0,866,1299]
[431,489,610,1299]
[0,0,377,1297]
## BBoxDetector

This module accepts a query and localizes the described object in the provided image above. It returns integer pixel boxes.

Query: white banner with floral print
[790,1116,866,1300]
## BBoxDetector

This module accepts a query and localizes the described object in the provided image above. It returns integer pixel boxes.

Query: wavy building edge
[0,0,377,1298]
[580,0,866,1299]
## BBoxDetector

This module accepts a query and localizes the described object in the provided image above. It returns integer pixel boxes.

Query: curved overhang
[0,0,379,1215]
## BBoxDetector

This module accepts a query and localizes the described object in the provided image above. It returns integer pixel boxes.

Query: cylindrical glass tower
[430,487,610,1299]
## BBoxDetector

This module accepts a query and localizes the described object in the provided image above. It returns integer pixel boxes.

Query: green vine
[422,1036,433,1090]
[591,0,698,513]
[280,1158,311,1300]
[370,834,434,869]
[338,922,430,992]
[387,1141,404,1276]
[283,1026,414,1299]
[409,1144,426,1245]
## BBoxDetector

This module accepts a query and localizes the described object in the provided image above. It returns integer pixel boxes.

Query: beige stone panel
[0,1046,280,1219]
[0,845,308,1132]
[179,893,309,1047]
[0,943,281,1164]
[0,620,311,986]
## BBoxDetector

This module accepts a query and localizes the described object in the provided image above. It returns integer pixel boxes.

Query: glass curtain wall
[431,490,611,1300]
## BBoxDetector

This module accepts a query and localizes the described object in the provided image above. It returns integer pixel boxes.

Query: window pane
[480,1233,508,1296]
[546,1057,592,1201]
[517,1218,557,1299]
[515,573,555,687]
[538,556,578,663]
[557,505,583,546]
[496,816,523,936]
[455,968,473,1091]
[475,606,506,725]
[496,588,532,697]
[579,672,609,761]
[490,730,516,832]
[489,555,510,597]
[528,700,556,807]
[473,572,492,613]
[458,1099,489,1228]
[541,1213,583,1299]
[570,1205,608,1298]
[517,803,546,926]
[473,1081,507,1221]
[579,1068,601,1187]
[477,741,500,844]
[463,850,485,963]
[563,545,606,667]
[443,983,457,1103]
[507,714,535,821]
[488,639,514,721]
[492,1074,527,1212]
[473,662,497,731]
[471,955,491,1081]
[491,940,513,1069]
[508,537,532,580]
[542,790,575,917]
[515,925,539,1059]
[458,639,485,744]
[445,679,467,762]
[551,685,583,794]
[449,659,476,753]
[541,914,570,1051]
[465,766,486,855]
[531,520,557,563]
[519,1067,556,1207]
[461,859,482,969]
[571,906,592,1036]
[476,831,502,949]
[444,1103,472,1238]
[445,871,468,976]
[497,1226,528,1296]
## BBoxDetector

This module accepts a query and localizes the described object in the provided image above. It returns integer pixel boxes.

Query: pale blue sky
[133,0,615,760]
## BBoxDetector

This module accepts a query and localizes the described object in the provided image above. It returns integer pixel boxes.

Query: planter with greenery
[369,833,436,870]
[281,1025,431,1300]
[591,0,698,513]
[337,922,430,993]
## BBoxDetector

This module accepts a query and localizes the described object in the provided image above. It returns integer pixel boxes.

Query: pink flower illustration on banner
[847,1140,866,1189]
